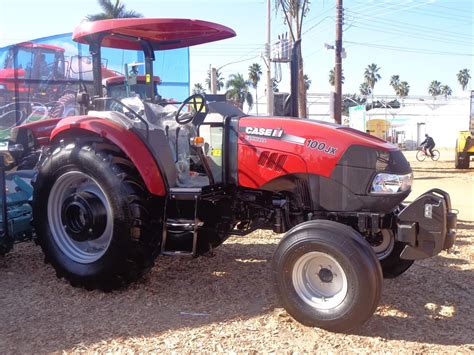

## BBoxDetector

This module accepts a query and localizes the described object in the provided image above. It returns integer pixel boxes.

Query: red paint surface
[238,116,396,189]
[51,116,166,196]
[73,18,236,50]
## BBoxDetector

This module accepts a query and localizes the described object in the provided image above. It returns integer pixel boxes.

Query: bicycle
[416,146,440,161]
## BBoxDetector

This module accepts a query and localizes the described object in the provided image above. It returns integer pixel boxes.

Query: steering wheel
[175,94,207,125]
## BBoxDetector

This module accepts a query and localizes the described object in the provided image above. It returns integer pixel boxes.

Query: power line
[345,40,473,57]
[350,0,472,21]
[346,9,472,40]
[350,23,471,47]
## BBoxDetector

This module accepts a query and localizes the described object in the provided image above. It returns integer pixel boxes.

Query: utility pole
[334,0,343,124]
[210,67,217,94]
[266,0,274,115]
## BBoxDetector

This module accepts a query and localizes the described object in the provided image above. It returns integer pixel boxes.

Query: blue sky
[0,0,472,96]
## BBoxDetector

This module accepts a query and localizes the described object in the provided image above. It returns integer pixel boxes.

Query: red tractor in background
[4,18,457,332]
[0,42,161,138]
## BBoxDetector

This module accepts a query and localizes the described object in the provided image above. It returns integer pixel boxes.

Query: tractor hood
[237,116,412,213]
[238,116,405,176]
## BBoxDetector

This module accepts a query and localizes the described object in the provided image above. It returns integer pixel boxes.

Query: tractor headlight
[370,172,413,194]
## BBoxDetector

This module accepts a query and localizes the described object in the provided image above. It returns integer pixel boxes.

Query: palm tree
[457,68,471,91]
[275,0,311,118]
[192,83,206,95]
[364,63,381,104]
[359,82,371,97]
[85,0,142,21]
[304,74,312,91]
[440,84,452,99]
[205,69,224,92]
[225,73,253,110]
[397,81,410,104]
[329,68,345,87]
[428,80,442,99]
[248,63,262,114]
[389,75,400,94]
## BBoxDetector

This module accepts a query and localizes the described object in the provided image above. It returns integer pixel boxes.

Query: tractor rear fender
[50,116,166,196]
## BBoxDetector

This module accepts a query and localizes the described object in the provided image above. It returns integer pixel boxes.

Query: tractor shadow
[0,224,472,352]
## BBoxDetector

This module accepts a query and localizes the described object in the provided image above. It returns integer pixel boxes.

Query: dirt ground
[0,150,473,353]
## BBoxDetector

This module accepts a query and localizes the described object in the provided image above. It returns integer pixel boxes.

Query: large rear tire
[455,146,469,169]
[33,140,160,291]
[430,149,440,161]
[272,220,383,332]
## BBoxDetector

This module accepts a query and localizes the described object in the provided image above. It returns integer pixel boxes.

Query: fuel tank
[235,116,412,213]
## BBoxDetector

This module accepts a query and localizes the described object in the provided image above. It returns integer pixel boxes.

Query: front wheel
[416,150,426,162]
[272,220,383,332]
[33,140,160,290]
[431,149,440,161]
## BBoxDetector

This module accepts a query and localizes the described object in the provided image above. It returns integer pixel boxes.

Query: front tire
[455,148,469,169]
[33,140,160,290]
[416,150,426,162]
[272,220,383,332]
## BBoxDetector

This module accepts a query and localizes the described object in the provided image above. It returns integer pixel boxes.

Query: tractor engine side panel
[236,117,408,213]
[238,144,307,188]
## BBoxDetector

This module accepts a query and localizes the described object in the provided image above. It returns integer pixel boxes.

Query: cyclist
[420,134,436,157]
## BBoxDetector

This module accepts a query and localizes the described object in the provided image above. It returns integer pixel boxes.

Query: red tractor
[6,18,457,332]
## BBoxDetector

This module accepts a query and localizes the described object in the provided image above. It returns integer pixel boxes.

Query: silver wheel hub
[47,171,113,264]
[292,251,348,310]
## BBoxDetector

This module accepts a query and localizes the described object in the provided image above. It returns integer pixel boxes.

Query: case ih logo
[243,127,284,138]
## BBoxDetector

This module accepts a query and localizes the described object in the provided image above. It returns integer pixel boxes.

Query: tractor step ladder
[161,187,202,257]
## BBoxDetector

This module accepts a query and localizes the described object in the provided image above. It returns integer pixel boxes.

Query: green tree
[389,75,400,94]
[359,82,372,97]
[457,68,471,91]
[428,80,442,99]
[440,84,452,99]
[397,81,410,104]
[205,69,224,92]
[364,63,382,104]
[304,74,312,91]
[275,0,310,118]
[85,0,142,21]
[226,73,253,110]
[248,63,262,114]
[329,68,345,87]
[192,83,206,95]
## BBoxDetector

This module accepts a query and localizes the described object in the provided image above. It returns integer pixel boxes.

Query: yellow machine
[366,119,390,140]
[455,90,474,169]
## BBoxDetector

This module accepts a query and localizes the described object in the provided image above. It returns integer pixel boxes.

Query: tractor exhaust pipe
[289,39,301,118]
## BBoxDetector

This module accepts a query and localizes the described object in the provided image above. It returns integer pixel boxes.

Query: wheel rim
[292,251,348,310]
[370,230,395,260]
[47,171,114,264]
[432,150,440,161]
